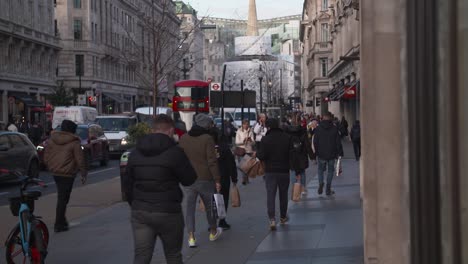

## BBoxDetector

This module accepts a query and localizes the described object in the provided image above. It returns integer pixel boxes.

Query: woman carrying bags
[235,119,255,185]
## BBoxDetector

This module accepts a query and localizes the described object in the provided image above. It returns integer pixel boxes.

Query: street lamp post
[268,80,273,107]
[258,64,263,113]
[181,58,193,80]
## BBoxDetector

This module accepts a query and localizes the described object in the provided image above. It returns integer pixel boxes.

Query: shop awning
[342,81,359,100]
[9,93,44,107]
[102,93,130,104]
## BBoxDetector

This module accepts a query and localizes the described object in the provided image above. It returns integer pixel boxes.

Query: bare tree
[116,0,206,116]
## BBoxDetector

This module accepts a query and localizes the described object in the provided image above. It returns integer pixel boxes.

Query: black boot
[318,183,325,195]
[218,219,231,230]
[326,184,335,196]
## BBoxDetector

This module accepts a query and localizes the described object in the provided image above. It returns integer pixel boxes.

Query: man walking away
[257,118,291,231]
[179,113,223,248]
[313,112,344,196]
[124,114,197,264]
[350,120,361,161]
[44,120,87,233]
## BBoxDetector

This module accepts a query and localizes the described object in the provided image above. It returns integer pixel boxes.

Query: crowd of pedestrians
[46,109,358,264]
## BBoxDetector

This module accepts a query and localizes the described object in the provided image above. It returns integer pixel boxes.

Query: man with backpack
[350,120,361,161]
[285,114,315,195]
[313,112,344,196]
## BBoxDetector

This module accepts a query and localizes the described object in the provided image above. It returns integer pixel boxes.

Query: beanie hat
[61,120,77,134]
[194,114,212,130]
[266,118,279,129]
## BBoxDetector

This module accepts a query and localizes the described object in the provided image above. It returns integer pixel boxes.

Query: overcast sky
[188,0,304,20]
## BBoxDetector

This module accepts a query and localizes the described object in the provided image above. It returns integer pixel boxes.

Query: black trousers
[352,139,361,160]
[220,176,231,212]
[265,172,290,219]
[53,176,75,227]
[131,210,184,264]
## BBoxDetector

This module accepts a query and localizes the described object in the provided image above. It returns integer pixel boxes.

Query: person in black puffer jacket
[313,112,344,196]
[124,114,197,264]
[257,118,291,230]
[209,127,238,230]
[285,114,315,195]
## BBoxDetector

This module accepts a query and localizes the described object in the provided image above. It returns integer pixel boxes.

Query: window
[0,135,10,149]
[91,22,95,41]
[73,19,82,40]
[75,55,84,76]
[73,0,81,8]
[9,135,27,148]
[321,23,329,42]
[322,0,328,10]
[54,19,58,36]
[320,58,328,77]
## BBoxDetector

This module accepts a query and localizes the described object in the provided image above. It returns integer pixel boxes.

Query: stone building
[300,0,334,115]
[326,0,360,124]
[0,0,60,127]
[55,0,180,113]
[175,1,204,81]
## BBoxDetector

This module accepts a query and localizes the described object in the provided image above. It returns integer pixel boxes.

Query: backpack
[289,135,308,171]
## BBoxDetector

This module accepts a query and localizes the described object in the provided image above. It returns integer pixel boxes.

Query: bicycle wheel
[5,224,26,264]
[5,221,49,264]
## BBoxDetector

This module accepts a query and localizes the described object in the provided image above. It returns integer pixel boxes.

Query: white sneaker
[209,227,223,241]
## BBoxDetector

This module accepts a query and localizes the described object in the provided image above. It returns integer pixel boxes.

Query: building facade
[175,1,204,81]
[300,0,335,115]
[326,0,360,124]
[55,0,180,113]
[0,0,60,127]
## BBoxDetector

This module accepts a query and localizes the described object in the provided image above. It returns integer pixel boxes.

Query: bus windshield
[175,87,209,98]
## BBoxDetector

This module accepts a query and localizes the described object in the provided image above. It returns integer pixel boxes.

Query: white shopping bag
[213,193,226,219]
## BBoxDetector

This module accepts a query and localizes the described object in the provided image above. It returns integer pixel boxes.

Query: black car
[0,132,40,182]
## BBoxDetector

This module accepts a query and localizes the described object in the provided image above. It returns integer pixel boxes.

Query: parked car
[37,124,109,169]
[0,132,40,183]
[95,114,137,155]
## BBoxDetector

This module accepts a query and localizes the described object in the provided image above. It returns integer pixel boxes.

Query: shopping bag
[198,198,206,212]
[230,185,241,207]
[213,193,226,219]
[292,183,302,202]
[257,160,265,176]
[335,157,343,177]
[240,156,258,175]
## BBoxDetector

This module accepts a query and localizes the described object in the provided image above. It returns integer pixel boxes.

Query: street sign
[78,94,87,105]
[211,83,221,91]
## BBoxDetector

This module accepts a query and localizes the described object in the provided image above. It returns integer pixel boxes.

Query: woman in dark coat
[209,128,238,230]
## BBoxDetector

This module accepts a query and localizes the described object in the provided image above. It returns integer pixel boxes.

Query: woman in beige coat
[235,119,254,184]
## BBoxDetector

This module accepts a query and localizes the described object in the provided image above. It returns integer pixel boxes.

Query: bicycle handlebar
[0,169,47,190]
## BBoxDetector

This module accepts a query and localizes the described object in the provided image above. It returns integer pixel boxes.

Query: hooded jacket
[178,125,221,182]
[257,128,291,173]
[125,133,197,213]
[44,131,87,177]
[313,120,344,160]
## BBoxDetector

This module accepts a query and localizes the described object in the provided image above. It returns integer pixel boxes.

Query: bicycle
[3,169,49,264]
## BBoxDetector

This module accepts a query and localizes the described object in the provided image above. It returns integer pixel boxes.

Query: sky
[188,0,304,20]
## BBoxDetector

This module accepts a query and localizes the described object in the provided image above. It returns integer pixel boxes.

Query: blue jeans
[317,158,336,185]
[290,170,306,186]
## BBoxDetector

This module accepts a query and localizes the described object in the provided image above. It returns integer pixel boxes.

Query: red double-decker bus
[172,80,210,130]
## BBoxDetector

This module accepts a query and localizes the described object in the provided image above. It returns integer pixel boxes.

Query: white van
[95,115,138,154]
[135,107,173,124]
[224,108,257,127]
[52,106,98,129]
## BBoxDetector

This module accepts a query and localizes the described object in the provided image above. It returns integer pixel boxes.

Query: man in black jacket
[124,114,197,264]
[257,118,291,231]
[313,112,344,196]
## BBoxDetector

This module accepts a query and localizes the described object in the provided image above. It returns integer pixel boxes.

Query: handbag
[234,147,246,157]
[292,183,302,202]
[230,185,241,207]
[240,156,257,175]
[213,193,226,219]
